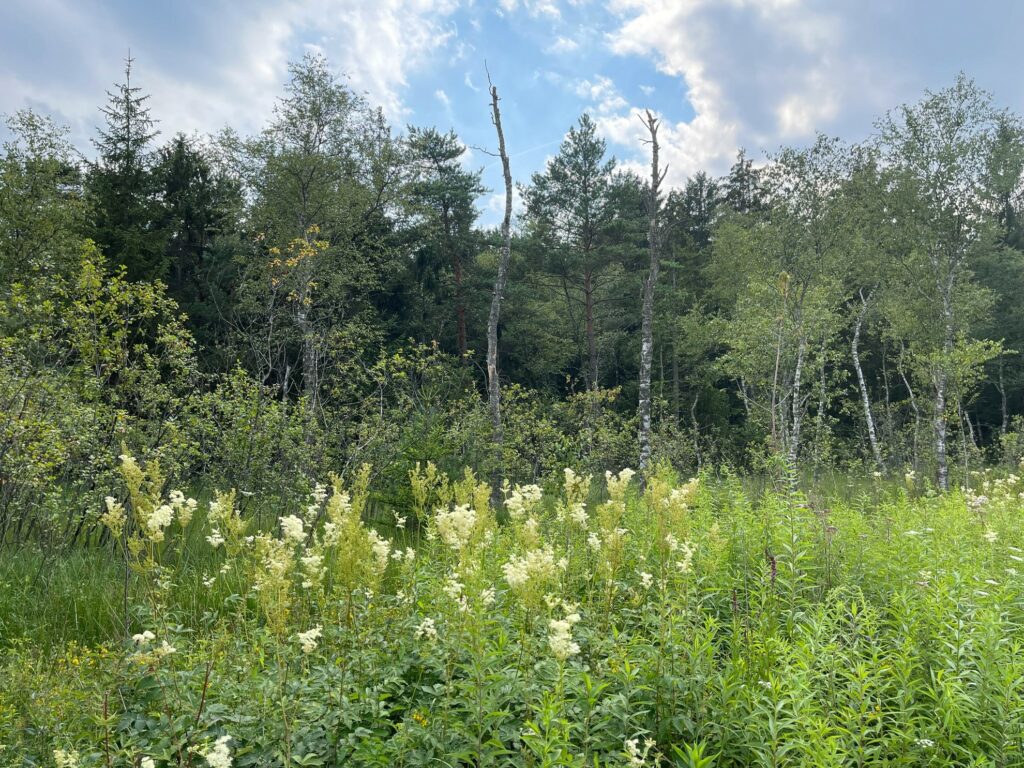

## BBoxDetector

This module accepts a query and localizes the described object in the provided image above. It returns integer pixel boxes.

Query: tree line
[2,53,1024,540]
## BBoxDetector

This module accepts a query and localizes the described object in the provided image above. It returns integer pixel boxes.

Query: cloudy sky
[4,0,1024,222]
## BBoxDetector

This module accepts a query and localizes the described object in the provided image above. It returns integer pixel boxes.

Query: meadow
[3,460,1024,767]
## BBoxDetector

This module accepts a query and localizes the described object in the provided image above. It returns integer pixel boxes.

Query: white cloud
[600,0,852,181]
[574,76,628,114]
[497,0,562,18]
[1,0,462,148]
[548,35,579,53]
[435,88,452,108]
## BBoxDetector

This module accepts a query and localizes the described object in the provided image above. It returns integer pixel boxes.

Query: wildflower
[624,736,654,768]
[155,640,176,658]
[415,617,438,641]
[506,483,543,520]
[206,530,225,548]
[296,626,322,653]
[300,553,324,588]
[367,530,392,572]
[394,512,408,529]
[202,735,233,768]
[503,546,559,590]
[54,749,80,768]
[587,532,602,551]
[904,469,916,488]
[312,483,328,505]
[669,477,700,508]
[141,758,156,768]
[100,496,126,538]
[435,503,476,550]
[442,575,468,611]
[639,572,654,589]
[279,515,305,544]
[547,616,580,661]
[146,504,174,541]
[984,529,998,544]
[606,469,636,500]
[567,502,589,526]
[481,587,496,606]
[915,738,935,749]
[132,630,156,647]
[203,576,216,588]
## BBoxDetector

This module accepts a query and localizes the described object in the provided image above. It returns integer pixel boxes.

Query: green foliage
[6,467,1024,765]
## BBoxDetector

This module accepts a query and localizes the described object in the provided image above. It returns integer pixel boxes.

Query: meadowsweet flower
[146,504,174,541]
[625,737,655,768]
[505,483,543,520]
[100,496,126,538]
[605,468,636,501]
[141,758,155,768]
[503,546,559,591]
[202,735,232,768]
[415,617,438,641]
[639,572,654,589]
[435,504,476,551]
[547,613,580,660]
[394,512,408,529]
[297,626,322,653]
[984,529,998,544]
[904,469,916,489]
[300,553,324,588]
[54,749,80,768]
[669,477,700,508]
[279,515,305,544]
[567,502,589,526]
[206,530,225,548]
[155,640,176,657]
[312,483,328,505]
[367,530,392,572]
[587,532,601,551]
[481,587,496,606]
[132,630,156,646]
[203,576,216,588]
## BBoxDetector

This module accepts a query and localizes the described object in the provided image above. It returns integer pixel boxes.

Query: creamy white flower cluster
[505,483,543,521]
[605,468,636,500]
[503,545,560,591]
[296,625,322,653]
[547,605,581,661]
[435,503,477,551]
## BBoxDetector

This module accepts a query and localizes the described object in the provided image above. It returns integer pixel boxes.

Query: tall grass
[2,461,1023,766]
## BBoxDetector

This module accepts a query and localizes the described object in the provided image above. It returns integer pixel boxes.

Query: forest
[4,52,1024,766]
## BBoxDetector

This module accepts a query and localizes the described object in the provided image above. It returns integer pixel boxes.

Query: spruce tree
[88,54,166,281]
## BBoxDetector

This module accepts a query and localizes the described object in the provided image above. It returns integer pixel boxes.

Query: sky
[3,0,1024,224]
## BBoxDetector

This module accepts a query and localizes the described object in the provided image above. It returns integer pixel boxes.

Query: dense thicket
[3,57,1024,542]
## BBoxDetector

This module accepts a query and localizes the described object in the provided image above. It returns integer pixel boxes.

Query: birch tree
[878,75,1007,489]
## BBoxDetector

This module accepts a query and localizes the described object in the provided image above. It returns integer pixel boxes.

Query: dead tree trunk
[638,110,665,476]
[852,289,883,469]
[584,267,598,391]
[487,78,513,501]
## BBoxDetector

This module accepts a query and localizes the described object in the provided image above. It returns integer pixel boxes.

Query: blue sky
[3,0,1024,224]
